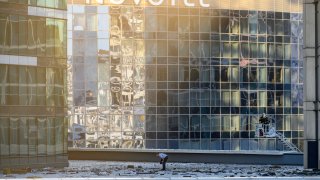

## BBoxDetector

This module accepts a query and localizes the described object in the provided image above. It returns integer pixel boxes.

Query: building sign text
[110,0,210,7]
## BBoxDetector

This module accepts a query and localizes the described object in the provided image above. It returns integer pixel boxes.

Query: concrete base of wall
[68,148,303,166]
[0,154,69,169]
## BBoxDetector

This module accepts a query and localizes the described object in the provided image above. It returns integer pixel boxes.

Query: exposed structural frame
[304,0,320,169]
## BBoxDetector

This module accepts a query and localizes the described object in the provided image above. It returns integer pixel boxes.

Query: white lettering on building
[109,0,210,7]
[149,0,165,6]
[110,0,125,4]
[199,0,209,8]
[184,0,195,7]
[133,0,142,4]
[171,0,176,6]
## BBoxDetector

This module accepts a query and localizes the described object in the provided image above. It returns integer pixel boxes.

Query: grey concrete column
[304,0,320,169]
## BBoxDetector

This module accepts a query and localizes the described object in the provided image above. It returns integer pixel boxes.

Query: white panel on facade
[0,55,10,64]
[0,55,37,66]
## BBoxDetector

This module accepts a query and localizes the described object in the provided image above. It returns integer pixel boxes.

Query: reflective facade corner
[68,0,304,152]
[0,1,68,168]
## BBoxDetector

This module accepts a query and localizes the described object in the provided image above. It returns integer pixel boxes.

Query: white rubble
[0,160,319,179]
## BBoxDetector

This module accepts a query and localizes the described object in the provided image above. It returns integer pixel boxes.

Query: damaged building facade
[67,0,304,152]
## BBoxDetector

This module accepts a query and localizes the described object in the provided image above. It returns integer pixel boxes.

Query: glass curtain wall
[0,0,68,168]
[68,0,303,151]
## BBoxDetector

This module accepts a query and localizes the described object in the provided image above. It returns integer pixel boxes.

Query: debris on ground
[1,160,318,178]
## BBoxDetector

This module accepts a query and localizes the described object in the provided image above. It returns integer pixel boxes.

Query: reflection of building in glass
[68,0,303,151]
[0,1,68,168]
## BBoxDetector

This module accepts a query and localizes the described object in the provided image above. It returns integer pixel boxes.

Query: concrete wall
[304,0,320,169]
[68,149,303,166]
[0,155,68,169]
